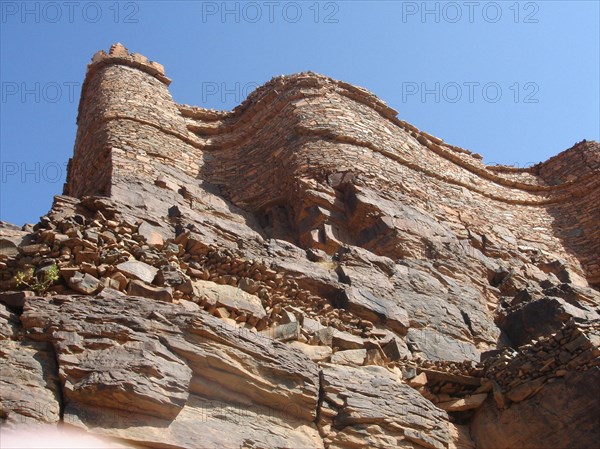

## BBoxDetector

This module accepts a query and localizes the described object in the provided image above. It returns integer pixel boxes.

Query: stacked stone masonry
[66,44,600,288]
[2,43,599,449]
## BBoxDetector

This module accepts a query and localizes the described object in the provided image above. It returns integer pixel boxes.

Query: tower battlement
[88,42,170,86]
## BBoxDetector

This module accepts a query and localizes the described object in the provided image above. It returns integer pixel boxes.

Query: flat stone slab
[341,287,409,335]
[330,349,367,366]
[437,393,487,412]
[116,260,158,284]
[331,329,365,350]
[128,280,173,302]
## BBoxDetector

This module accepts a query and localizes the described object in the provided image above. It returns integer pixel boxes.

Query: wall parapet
[177,72,598,202]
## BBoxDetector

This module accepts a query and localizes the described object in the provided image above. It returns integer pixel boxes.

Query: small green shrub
[14,264,59,293]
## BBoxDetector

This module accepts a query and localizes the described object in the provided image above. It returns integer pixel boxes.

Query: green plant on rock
[14,264,59,293]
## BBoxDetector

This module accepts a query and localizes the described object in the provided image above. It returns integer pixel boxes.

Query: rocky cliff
[1,43,599,449]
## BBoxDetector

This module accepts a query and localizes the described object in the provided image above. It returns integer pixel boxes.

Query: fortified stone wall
[65,43,599,288]
[535,141,600,285]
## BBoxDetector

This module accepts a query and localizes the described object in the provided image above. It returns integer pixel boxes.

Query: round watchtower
[64,43,190,198]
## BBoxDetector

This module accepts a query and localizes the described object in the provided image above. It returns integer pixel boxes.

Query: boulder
[264,321,301,342]
[138,221,165,248]
[193,280,266,319]
[67,272,102,295]
[288,341,332,361]
[382,337,412,361]
[0,290,34,310]
[155,265,193,294]
[331,329,365,350]
[128,280,174,302]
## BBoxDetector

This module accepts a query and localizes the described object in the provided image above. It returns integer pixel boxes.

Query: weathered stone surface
[20,244,49,256]
[17,293,321,435]
[67,271,102,295]
[302,316,335,345]
[164,314,319,422]
[1,222,29,233]
[332,329,365,350]
[193,280,266,319]
[449,424,477,449]
[340,286,409,335]
[319,364,451,449]
[0,221,31,255]
[288,341,332,361]
[498,296,600,347]
[155,264,193,294]
[393,263,499,352]
[64,396,324,449]
[408,372,428,388]
[330,349,367,366]
[1,341,62,425]
[1,44,598,449]
[407,328,480,362]
[505,377,545,403]
[0,290,34,310]
[0,302,18,340]
[0,304,61,425]
[116,260,158,284]
[22,295,192,420]
[471,369,600,449]
[127,279,174,302]
[263,321,301,342]
[419,368,482,387]
[383,337,413,361]
[437,393,487,412]
[138,221,166,247]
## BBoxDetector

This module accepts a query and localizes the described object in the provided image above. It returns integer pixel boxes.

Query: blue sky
[1,1,599,225]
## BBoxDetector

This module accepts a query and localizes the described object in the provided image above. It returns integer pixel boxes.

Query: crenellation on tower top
[87,42,170,86]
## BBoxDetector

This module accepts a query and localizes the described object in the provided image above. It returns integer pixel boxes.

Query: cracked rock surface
[1,44,599,448]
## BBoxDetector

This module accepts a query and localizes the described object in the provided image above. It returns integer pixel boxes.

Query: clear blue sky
[1,1,599,225]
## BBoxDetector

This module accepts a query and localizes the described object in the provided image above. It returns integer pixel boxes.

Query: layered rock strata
[1,43,599,449]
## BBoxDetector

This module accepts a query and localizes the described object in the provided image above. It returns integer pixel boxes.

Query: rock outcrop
[1,43,598,448]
